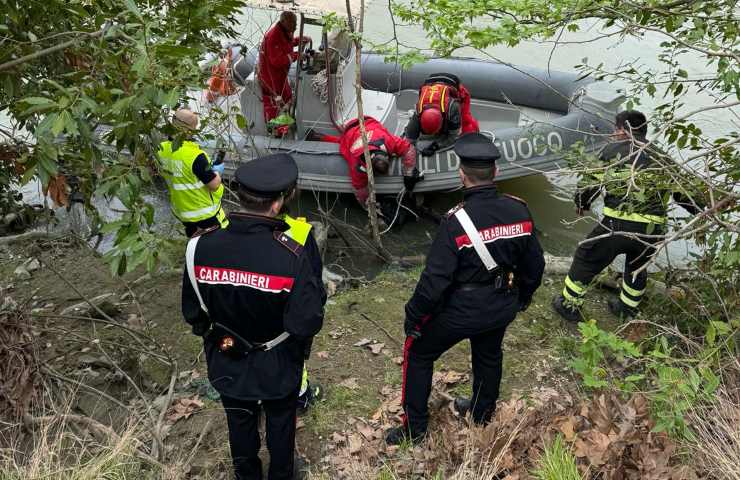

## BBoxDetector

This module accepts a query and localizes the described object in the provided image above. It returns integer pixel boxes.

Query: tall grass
[686,387,740,480]
[0,418,156,480]
[531,435,582,480]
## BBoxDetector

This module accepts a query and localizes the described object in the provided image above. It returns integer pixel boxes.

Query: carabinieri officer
[181,153,326,480]
[385,133,545,445]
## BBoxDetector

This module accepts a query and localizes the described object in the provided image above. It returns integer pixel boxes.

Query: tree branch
[0,27,108,73]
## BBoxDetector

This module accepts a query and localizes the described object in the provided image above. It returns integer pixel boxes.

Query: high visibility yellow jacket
[157,140,227,226]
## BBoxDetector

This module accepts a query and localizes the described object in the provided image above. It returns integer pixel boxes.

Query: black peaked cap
[235,153,298,198]
[454,132,500,167]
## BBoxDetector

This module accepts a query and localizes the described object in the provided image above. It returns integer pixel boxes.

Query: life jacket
[206,48,237,103]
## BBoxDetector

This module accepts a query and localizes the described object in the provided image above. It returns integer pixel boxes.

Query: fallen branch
[0,230,61,246]
[360,313,402,348]
[151,362,178,460]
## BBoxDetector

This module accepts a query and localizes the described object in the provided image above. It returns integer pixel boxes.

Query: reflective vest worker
[157,109,228,237]
[321,116,422,206]
[405,73,480,155]
[552,110,704,322]
[257,11,311,127]
[182,153,326,479]
[385,133,545,445]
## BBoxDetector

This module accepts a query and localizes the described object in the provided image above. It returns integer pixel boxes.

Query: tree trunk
[345,0,391,262]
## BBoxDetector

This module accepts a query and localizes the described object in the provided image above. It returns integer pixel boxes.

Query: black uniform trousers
[564,216,662,309]
[402,305,510,435]
[220,390,298,480]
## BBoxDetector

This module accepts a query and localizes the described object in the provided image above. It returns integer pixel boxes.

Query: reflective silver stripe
[179,204,220,219]
[262,331,291,351]
[171,180,206,191]
[185,236,208,314]
[454,208,498,271]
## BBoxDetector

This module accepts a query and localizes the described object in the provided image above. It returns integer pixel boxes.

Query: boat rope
[311,59,347,130]
[380,187,419,235]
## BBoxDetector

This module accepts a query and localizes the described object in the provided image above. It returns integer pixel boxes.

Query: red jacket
[257,23,300,95]
[326,117,416,204]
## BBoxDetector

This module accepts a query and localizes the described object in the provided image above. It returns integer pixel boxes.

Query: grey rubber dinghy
[190,11,624,195]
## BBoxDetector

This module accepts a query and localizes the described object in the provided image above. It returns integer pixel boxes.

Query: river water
[4,5,734,264]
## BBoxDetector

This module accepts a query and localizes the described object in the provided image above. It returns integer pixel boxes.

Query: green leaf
[124,0,143,19]
[21,96,57,106]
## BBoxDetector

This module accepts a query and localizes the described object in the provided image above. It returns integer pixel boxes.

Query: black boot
[608,297,637,319]
[293,455,309,480]
[297,381,323,412]
[453,397,471,418]
[384,424,425,446]
[551,294,583,323]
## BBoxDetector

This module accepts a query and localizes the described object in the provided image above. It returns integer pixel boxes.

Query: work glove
[212,162,225,176]
[403,168,424,193]
[191,320,211,337]
[420,142,438,157]
[404,317,422,339]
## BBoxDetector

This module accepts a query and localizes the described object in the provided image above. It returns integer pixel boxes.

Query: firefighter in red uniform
[405,73,480,156]
[321,116,422,206]
[257,12,311,128]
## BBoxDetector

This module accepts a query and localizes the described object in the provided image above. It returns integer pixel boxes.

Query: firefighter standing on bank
[385,133,545,444]
[552,110,704,322]
[404,73,480,156]
[157,109,228,237]
[182,153,326,480]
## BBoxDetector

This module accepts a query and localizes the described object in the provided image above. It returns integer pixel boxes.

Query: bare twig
[360,313,402,348]
[151,362,178,460]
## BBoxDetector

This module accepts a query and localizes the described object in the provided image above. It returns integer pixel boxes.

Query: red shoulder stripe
[455,220,533,249]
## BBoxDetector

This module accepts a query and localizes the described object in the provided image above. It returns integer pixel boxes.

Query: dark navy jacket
[181,213,325,400]
[405,185,545,332]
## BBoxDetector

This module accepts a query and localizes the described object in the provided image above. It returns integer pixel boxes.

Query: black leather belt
[455,271,515,291]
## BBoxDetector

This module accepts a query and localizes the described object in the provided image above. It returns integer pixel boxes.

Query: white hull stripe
[455,220,533,250]
[195,265,294,293]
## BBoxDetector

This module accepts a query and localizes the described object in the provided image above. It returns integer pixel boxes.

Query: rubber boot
[297,381,323,412]
[608,297,638,319]
[551,294,584,323]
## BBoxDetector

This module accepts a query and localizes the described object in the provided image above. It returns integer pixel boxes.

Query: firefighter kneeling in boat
[385,133,545,444]
[404,73,480,156]
[182,153,326,479]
